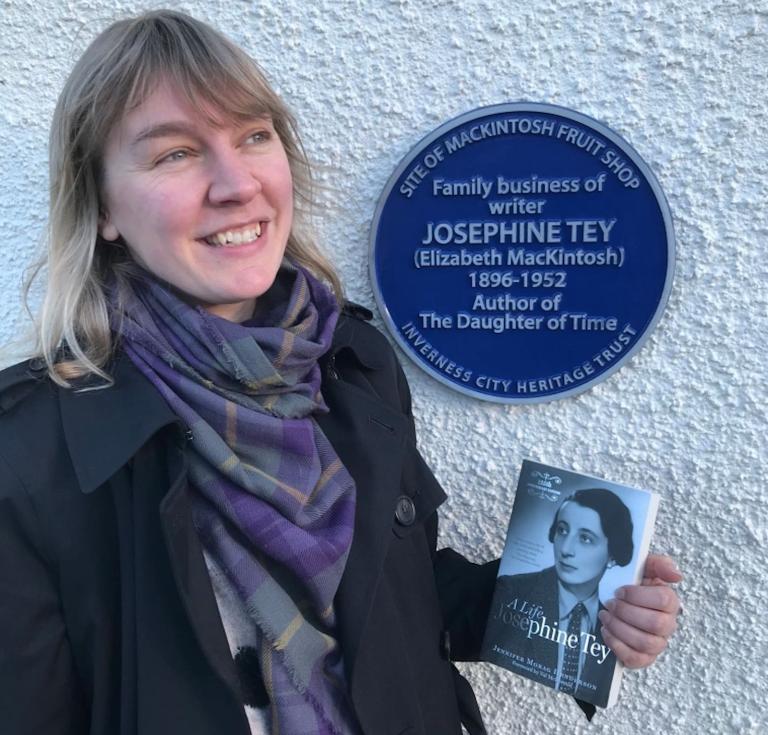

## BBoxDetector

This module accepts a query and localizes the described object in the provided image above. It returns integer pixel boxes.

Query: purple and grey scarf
[112,264,359,734]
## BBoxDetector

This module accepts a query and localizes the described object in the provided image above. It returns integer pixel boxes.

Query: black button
[440,630,451,660]
[395,495,416,526]
[28,357,46,373]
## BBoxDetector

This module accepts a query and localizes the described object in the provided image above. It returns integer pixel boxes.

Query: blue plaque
[369,103,675,403]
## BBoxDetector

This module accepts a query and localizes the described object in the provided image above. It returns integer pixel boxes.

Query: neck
[560,579,600,601]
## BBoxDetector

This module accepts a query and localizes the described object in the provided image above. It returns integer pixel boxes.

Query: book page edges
[605,490,661,708]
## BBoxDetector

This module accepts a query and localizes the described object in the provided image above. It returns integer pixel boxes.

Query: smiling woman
[37,9,339,382]
[99,84,294,321]
[0,9,681,735]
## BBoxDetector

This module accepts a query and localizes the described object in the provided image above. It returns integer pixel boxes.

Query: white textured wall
[1,1,766,733]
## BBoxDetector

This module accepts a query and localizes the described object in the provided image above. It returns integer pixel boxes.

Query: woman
[487,489,637,706]
[0,10,681,735]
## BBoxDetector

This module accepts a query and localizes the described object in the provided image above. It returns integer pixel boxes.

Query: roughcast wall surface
[1,1,766,733]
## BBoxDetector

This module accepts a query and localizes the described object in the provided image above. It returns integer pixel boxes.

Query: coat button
[394,495,416,526]
[28,357,46,373]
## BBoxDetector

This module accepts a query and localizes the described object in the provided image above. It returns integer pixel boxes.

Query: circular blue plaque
[369,103,675,403]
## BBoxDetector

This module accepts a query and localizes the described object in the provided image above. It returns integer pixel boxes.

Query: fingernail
[604,599,616,611]
[615,587,626,600]
[598,610,610,624]
[601,626,608,638]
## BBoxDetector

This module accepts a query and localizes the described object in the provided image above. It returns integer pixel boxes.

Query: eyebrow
[131,121,201,148]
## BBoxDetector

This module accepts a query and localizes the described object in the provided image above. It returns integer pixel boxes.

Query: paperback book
[481,459,659,708]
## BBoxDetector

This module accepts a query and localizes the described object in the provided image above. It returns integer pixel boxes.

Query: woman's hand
[598,554,682,668]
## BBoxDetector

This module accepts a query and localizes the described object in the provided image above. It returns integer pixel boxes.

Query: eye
[579,532,594,544]
[244,128,272,145]
[156,149,192,165]
[555,522,568,537]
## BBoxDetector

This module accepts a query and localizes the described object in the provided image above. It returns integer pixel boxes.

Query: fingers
[598,608,669,655]
[603,597,678,638]
[643,554,683,584]
[598,555,683,669]
[598,621,660,669]
[616,583,681,615]
[598,583,681,668]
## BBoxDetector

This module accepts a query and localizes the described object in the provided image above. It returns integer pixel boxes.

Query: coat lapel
[58,356,245,704]
[154,442,244,699]
[316,376,410,676]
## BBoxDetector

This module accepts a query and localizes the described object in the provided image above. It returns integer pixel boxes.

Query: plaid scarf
[113,264,359,735]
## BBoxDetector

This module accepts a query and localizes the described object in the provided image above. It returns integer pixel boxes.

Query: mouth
[202,222,265,248]
[557,560,577,572]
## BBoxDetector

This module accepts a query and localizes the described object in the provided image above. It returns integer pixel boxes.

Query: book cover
[481,459,659,708]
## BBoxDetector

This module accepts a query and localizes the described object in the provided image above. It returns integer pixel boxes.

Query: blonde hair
[27,9,342,387]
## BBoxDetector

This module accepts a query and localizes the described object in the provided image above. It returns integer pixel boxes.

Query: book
[481,459,660,708]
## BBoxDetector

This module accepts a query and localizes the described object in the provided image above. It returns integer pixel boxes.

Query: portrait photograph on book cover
[482,460,657,709]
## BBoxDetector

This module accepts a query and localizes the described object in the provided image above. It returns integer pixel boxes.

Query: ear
[99,208,120,242]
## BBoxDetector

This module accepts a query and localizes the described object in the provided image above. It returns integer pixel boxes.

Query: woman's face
[552,501,612,593]
[99,81,293,322]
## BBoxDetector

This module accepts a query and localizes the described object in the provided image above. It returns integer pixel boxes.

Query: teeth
[205,224,263,247]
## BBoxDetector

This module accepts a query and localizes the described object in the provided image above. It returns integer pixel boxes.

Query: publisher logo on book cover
[528,469,562,502]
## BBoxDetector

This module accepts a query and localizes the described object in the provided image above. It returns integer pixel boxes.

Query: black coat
[0,309,499,735]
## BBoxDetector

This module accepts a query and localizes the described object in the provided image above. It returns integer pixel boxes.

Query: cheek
[116,179,194,236]
[273,158,295,212]
[141,188,193,234]
[119,192,192,270]
[587,548,609,571]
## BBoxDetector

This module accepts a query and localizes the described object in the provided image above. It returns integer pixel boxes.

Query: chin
[211,279,276,304]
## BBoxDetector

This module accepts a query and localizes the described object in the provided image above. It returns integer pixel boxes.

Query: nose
[207,150,261,205]
[560,532,576,557]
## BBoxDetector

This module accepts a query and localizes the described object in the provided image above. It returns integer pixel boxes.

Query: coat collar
[58,311,384,495]
[58,352,180,494]
[329,309,385,370]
